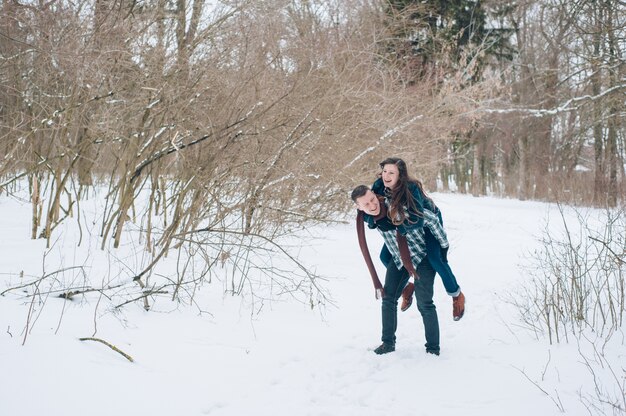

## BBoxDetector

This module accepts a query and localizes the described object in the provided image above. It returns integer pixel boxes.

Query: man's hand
[375,288,385,299]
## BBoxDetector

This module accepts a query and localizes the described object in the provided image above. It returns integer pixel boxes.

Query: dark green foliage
[384,0,516,83]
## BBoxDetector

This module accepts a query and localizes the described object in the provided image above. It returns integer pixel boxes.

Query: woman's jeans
[381,257,440,354]
[424,228,461,297]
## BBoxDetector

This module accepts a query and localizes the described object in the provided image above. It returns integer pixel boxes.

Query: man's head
[351,185,381,216]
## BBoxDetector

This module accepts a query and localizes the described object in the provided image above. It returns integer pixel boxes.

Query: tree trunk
[518,135,529,200]
[29,174,41,240]
[605,0,620,207]
[471,142,481,197]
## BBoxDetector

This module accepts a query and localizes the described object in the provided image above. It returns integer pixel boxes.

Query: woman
[374,157,465,321]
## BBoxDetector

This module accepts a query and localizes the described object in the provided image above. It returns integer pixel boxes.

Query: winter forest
[1,0,625,415]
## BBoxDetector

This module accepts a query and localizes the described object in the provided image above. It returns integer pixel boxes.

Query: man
[352,185,440,356]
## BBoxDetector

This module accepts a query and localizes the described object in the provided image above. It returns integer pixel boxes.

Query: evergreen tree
[384,0,515,84]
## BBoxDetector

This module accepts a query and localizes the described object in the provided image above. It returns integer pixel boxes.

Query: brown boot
[400,282,414,312]
[453,292,465,321]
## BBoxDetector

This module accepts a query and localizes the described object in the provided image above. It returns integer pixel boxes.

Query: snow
[0,192,624,416]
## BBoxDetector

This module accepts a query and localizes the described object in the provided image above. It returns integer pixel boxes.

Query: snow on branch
[482,83,626,117]
[263,173,295,189]
[344,114,424,169]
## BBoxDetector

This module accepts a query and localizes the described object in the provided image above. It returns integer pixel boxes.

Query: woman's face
[381,163,400,189]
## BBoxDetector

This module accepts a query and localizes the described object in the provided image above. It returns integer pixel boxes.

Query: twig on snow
[79,337,134,362]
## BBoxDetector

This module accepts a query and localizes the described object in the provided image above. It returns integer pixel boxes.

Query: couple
[352,157,465,356]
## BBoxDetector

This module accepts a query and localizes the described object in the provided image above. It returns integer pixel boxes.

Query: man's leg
[414,257,440,355]
[380,263,409,348]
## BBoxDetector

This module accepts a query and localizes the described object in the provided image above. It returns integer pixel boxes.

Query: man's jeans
[381,257,440,354]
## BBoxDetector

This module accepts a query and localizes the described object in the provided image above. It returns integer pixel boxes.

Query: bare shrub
[511,203,625,416]
[0,0,498,319]
[576,332,626,416]
[514,204,625,343]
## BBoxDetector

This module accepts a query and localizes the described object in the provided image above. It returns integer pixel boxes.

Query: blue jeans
[379,231,461,297]
[381,257,440,354]
[424,228,461,297]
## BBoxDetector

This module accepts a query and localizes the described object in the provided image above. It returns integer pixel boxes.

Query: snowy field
[1,191,624,416]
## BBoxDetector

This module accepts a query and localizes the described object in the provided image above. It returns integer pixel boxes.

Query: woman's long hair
[378,157,434,226]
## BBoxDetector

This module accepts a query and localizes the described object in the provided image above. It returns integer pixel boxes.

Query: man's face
[355,190,381,216]
[381,163,399,189]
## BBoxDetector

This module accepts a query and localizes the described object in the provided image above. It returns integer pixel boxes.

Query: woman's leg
[424,229,461,297]
[425,229,465,320]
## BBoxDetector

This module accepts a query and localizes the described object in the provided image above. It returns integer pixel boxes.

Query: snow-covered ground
[0,191,624,416]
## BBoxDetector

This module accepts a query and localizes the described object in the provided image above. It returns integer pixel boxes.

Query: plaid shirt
[371,202,449,272]
[421,208,449,249]
[377,227,427,272]
[384,191,449,244]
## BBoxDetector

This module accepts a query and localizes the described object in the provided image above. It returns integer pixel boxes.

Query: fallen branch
[79,337,134,362]
[114,288,169,310]
[57,285,121,300]
[1,266,85,296]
